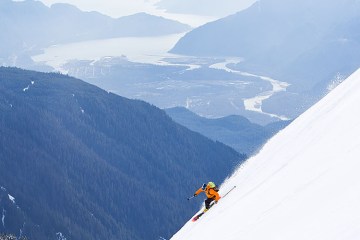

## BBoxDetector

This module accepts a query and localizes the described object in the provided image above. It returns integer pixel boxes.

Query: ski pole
[187,195,196,200]
[222,185,236,199]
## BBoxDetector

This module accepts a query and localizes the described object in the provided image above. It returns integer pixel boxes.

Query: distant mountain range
[165,107,291,155]
[0,67,244,240]
[170,0,360,118]
[0,0,191,67]
[156,0,255,17]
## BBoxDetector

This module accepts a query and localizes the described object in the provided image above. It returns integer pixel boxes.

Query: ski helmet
[207,182,215,188]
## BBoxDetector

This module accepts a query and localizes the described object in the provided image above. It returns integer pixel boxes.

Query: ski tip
[192,215,201,222]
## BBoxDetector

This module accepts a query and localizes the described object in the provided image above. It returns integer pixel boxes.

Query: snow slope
[171,68,360,240]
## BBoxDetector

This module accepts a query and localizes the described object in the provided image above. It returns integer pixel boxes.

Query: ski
[191,185,236,222]
[191,203,214,222]
[191,213,204,222]
[191,210,207,222]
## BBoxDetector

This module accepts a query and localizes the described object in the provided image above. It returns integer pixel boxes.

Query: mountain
[0,0,191,67]
[0,67,244,240]
[170,0,360,117]
[113,12,192,36]
[171,68,360,239]
[165,107,291,155]
[2,0,191,42]
[156,0,255,17]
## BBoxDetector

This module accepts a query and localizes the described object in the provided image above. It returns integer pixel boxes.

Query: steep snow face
[171,68,360,240]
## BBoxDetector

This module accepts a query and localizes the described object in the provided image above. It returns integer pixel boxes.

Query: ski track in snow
[210,59,290,120]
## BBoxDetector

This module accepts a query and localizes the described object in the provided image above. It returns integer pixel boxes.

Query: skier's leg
[204,198,213,209]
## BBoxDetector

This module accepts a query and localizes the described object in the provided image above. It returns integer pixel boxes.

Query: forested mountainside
[165,107,291,155]
[0,67,244,240]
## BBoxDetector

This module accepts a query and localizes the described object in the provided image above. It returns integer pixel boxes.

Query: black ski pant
[205,197,215,209]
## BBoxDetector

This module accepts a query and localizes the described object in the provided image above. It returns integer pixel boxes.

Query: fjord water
[32,33,187,70]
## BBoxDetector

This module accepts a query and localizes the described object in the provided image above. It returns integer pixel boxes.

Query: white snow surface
[171,68,360,240]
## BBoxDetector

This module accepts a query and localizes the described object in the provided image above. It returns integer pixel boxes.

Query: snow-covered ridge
[172,68,360,240]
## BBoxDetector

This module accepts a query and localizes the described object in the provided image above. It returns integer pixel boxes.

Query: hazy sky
[38,0,160,17]
[35,0,255,27]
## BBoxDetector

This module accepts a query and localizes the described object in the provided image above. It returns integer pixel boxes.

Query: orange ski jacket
[195,186,221,201]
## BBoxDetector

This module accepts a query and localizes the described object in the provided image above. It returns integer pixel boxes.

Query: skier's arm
[194,188,204,196]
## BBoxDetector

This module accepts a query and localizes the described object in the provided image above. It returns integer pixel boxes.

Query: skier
[193,182,221,212]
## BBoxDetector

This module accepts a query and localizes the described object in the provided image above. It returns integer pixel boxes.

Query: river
[32,35,290,122]
[210,59,290,120]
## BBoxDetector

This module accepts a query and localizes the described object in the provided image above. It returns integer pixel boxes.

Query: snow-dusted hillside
[171,68,360,240]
